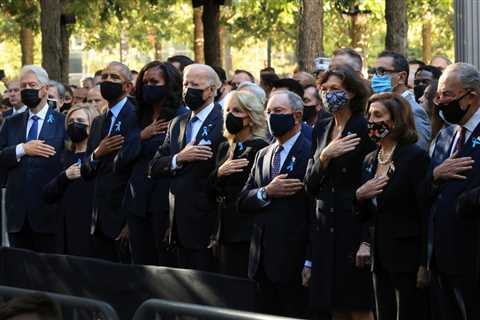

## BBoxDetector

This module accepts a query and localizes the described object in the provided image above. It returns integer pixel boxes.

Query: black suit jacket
[238,133,312,284]
[149,103,224,249]
[81,99,141,239]
[356,143,430,273]
[427,122,480,277]
[0,107,65,233]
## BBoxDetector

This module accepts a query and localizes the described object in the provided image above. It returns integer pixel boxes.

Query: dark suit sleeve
[206,142,229,203]
[0,119,20,169]
[81,116,102,181]
[455,173,480,218]
[43,171,71,204]
[149,120,175,178]
[304,157,329,196]
[238,151,269,212]
[113,116,141,173]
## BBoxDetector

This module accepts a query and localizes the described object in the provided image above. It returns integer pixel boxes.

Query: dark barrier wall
[0,248,256,320]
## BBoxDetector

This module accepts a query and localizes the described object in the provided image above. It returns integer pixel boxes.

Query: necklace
[377,144,397,165]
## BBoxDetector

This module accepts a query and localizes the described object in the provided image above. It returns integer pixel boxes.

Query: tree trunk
[202,0,221,66]
[193,7,204,63]
[40,0,62,81]
[385,0,408,56]
[297,0,324,72]
[422,12,433,63]
[20,27,34,66]
[154,38,162,61]
[350,12,369,62]
[60,20,70,84]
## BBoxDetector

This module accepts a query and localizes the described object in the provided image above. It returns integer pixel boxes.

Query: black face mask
[214,86,224,102]
[184,87,206,111]
[268,113,296,137]
[367,121,391,143]
[143,85,169,105]
[225,112,245,134]
[61,102,72,112]
[100,81,124,101]
[436,91,471,124]
[414,85,427,103]
[67,122,89,143]
[303,104,317,122]
[21,88,41,109]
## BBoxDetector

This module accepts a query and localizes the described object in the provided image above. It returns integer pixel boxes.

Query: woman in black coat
[304,66,375,320]
[356,93,430,320]
[122,61,187,266]
[44,104,99,257]
[207,90,268,277]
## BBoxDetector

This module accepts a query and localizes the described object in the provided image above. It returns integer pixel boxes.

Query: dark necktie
[185,116,199,144]
[271,145,284,178]
[27,115,40,141]
[452,126,466,155]
[104,110,113,136]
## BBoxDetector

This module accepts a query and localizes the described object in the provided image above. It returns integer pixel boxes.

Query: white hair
[184,64,222,92]
[237,82,266,106]
[20,65,49,85]
[443,62,480,93]
[270,90,304,113]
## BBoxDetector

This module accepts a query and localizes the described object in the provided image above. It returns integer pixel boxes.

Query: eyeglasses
[374,67,397,76]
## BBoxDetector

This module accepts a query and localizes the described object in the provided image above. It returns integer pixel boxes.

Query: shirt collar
[275,130,301,153]
[108,96,128,119]
[29,103,49,120]
[192,102,215,123]
[15,105,27,114]
[463,106,480,135]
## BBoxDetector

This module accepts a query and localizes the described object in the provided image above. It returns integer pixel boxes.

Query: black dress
[305,114,376,313]
[43,151,94,257]
[207,137,269,277]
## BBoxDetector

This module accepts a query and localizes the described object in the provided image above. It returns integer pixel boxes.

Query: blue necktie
[27,115,40,141]
[271,145,284,178]
[185,116,199,144]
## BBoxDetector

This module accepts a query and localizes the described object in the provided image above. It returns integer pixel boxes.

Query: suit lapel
[458,122,480,157]
[280,134,303,175]
[19,111,29,143]
[178,112,191,149]
[261,145,274,185]
[194,105,220,143]
[314,117,333,158]
[432,126,456,166]
[38,107,55,140]
[110,102,130,136]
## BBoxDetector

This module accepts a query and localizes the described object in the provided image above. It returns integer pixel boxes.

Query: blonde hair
[65,104,100,151]
[223,90,268,143]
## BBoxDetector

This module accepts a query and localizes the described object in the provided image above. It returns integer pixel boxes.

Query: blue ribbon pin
[47,115,54,124]
[472,136,480,148]
[286,156,296,172]
[114,121,122,132]
[201,126,209,137]
[238,142,244,152]
[366,164,373,174]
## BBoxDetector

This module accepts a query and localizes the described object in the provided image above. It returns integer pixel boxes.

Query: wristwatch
[259,187,268,201]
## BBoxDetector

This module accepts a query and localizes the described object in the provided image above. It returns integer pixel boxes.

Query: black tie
[103,110,113,137]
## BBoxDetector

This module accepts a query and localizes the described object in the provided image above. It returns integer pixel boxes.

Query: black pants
[92,232,130,264]
[434,271,480,320]
[9,223,58,253]
[219,242,250,278]
[177,247,213,272]
[373,267,427,320]
[128,213,162,266]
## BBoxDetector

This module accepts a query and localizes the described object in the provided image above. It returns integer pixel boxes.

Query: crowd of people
[0,49,479,320]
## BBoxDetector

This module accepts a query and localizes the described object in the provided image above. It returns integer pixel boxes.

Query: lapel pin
[366,164,373,173]
[238,142,244,152]
[201,125,209,137]
[472,136,480,148]
[115,121,122,132]
[287,156,296,172]
[47,115,54,124]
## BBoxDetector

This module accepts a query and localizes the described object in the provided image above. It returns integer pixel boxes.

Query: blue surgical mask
[321,90,349,113]
[371,74,392,94]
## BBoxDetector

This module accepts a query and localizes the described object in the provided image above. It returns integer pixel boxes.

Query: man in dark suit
[238,90,311,318]
[0,65,65,253]
[3,79,27,119]
[149,64,223,271]
[81,61,140,262]
[427,62,480,320]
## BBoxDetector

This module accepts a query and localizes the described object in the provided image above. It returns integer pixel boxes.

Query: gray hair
[48,80,66,98]
[183,63,222,93]
[238,82,266,105]
[106,61,133,81]
[20,65,49,85]
[271,89,304,113]
[444,62,480,93]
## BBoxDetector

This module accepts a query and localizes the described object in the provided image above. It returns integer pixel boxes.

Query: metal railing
[0,285,119,320]
[132,299,299,320]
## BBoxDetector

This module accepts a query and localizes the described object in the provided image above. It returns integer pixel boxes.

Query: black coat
[43,151,94,257]
[426,121,480,279]
[304,115,375,311]
[149,104,224,249]
[356,143,430,273]
[81,99,141,239]
[238,133,311,285]
[0,107,65,234]
[207,138,269,243]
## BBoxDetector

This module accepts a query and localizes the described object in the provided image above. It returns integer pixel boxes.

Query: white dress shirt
[171,102,215,169]
[15,103,50,161]
[12,105,27,115]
